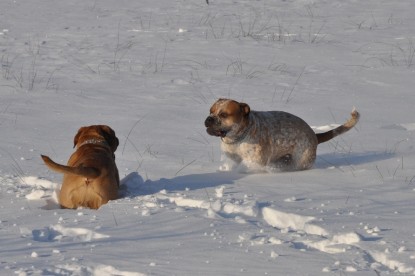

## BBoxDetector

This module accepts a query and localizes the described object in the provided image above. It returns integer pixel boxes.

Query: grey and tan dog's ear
[239,102,250,116]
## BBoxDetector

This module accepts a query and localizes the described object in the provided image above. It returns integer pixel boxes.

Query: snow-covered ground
[1,0,415,275]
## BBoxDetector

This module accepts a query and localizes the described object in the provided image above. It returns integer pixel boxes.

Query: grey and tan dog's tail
[316,108,360,144]
[41,155,100,179]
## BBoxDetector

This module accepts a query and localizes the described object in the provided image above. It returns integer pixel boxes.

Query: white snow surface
[1,0,415,275]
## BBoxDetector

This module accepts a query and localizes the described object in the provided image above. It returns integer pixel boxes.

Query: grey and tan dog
[41,125,120,209]
[205,99,360,171]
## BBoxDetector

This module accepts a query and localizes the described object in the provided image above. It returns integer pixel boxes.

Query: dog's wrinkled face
[205,99,250,138]
[73,125,119,152]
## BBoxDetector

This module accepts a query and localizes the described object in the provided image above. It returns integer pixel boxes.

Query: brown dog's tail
[41,155,100,179]
[316,108,360,144]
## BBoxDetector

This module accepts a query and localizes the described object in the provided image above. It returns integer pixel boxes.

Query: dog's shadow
[315,151,394,169]
[40,152,394,209]
[121,152,395,197]
[120,171,244,198]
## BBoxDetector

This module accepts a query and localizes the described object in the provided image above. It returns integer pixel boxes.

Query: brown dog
[41,125,120,209]
[205,99,360,171]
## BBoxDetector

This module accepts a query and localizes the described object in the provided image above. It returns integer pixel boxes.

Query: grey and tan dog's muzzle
[205,116,228,137]
[204,115,218,128]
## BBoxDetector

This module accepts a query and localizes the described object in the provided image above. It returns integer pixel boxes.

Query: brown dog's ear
[239,102,250,116]
[73,127,86,148]
[99,125,119,152]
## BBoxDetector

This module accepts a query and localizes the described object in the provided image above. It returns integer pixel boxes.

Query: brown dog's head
[74,125,119,152]
[205,98,250,139]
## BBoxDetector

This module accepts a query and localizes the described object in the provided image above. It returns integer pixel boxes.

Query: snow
[1,0,415,275]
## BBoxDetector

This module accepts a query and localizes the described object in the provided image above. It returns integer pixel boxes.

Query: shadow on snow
[42,151,394,207]
[120,171,245,198]
[315,151,394,169]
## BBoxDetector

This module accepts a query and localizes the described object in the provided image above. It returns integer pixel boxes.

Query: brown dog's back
[41,125,120,209]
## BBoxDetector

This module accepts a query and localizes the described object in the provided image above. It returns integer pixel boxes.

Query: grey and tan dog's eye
[219,112,228,119]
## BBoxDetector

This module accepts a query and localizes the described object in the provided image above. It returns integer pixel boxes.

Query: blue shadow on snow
[315,151,394,169]
[120,171,244,198]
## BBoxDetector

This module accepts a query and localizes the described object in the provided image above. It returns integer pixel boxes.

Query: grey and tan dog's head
[204,98,250,138]
[74,125,119,153]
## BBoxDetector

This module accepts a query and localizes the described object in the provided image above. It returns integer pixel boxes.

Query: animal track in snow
[148,187,415,274]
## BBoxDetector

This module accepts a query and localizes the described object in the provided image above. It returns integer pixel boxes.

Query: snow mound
[32,224,109,242]
[304,232,361,254]
[45,264,146,276]
[370,251,414,274]
[262,206,328,236]
[22,176,59,200]
[21,176,59,190]
[93,265,147,276]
